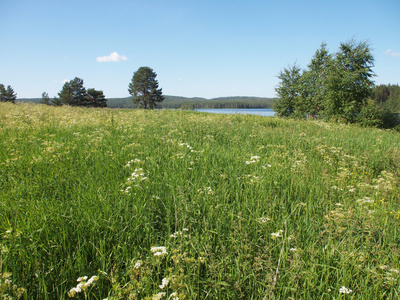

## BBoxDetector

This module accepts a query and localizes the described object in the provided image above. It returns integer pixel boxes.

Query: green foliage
[128,67,164,109]
[87,88,107,108]
[41,92,50,105]
[371,84,400,113]
[58,78,107,107]
[2,103,400,299]
[357,99,384,127]
[52,96,63,106]
[0,84,17,103]
[59,77,87,106]
[298,43,332,117]
[273,63,301,117]
[324,40,375,122]
[275,39,379,125]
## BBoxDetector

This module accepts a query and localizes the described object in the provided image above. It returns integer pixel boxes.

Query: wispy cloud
[384,49,400,57]
[96,52,128,62]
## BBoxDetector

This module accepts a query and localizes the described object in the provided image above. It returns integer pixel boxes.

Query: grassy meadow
[1,102,400,299]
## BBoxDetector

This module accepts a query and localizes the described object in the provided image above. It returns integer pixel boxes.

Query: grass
[0,102,399,299]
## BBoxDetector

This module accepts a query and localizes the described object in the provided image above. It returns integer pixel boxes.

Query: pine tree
[128,67,164,109]
[59,78,87,106]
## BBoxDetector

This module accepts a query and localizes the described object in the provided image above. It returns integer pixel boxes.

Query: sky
[1,0,399,99]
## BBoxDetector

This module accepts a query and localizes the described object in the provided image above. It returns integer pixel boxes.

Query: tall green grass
[0,103,399,299]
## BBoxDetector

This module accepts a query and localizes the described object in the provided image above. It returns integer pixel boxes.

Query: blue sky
[1,0,399,99]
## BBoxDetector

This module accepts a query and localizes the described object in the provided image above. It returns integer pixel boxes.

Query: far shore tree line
[274,39,400,128]
[2,40,400,129]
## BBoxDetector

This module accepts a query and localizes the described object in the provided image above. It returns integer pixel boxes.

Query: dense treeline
[160,96,275,109]
[69,96,274,109]
[19,96,275,109]
[371,83,400,113]
[274,40,399,129]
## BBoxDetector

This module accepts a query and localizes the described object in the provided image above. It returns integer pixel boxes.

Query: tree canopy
[274,40,381,124]
[128,67,164,109]
[58,77,107,107]
[0,84,17,103]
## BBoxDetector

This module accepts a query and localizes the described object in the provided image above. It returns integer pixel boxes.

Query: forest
[17,95,276,109]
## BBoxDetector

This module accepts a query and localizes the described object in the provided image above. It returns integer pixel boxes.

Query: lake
[195,108,276,117]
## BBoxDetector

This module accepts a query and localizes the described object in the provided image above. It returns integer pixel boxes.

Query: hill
[18,95,276,109]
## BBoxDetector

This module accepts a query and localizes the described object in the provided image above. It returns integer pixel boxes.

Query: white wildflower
[169,292,179,300]
[134,260,142,269]
[77,276,88,282]
[339,286,352,294]
[152,292,166,300]
[258,217,271,223]
[271,230,283,239]
[151,246,168,257]
[159,277,169,289]
[331,186,344,191]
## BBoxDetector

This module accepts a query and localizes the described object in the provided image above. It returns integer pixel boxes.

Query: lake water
[195,108,276,117]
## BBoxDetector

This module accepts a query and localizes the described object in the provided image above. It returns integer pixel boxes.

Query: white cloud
[96,52,128,62]
[384,49,400,57]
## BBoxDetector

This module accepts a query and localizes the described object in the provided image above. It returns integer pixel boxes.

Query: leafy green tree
[323,40,375,122]
[0,84,17,103]
[302,43,332,116]
[41,92,50,105]
[273,63,301,117]
[59,77,87,106]
[128,67,164,109]
[87,88,107,107]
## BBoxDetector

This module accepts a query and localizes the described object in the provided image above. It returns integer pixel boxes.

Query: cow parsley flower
[152,292,166,300]
[159,277,169,289]
[258,217,271,223]
[271,230,283,239]
[151,246,168,257]
[134,260,142,269]
[339,286,352,294]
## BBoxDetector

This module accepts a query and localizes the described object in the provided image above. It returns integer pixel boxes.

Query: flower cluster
[159,277,169,289]
[127,168,148,183]
[257,217,271,223]
[67,275,99,297]
[124,158,141,167]
[151,246,168,257]
[179,142,194,152]
[134,260,142,269]
[197,187,214,195]
[170,228,189,239]
[121,165,148,194]
[246,156,260,164]
[271,230,283,239]
[0,272,26,299]
[339,286,352,294]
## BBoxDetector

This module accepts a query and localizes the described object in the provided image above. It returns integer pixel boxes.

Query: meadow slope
[0,103,399,299]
